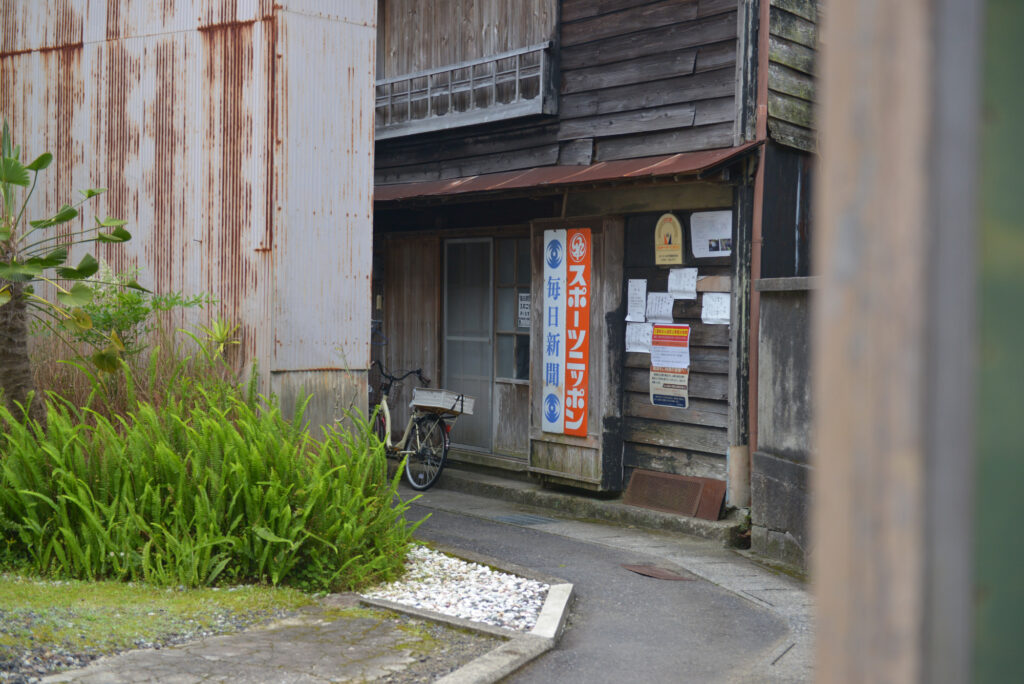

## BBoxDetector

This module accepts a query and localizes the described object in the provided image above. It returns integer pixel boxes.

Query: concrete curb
[360,547,574,684]
[433,467,744,545]
[433,583,573,684]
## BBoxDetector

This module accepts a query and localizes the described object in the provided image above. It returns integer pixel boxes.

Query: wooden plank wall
[378,0,556,78]
[375,0,739,185]
[380,235,442,435]
[560,0,738,161]
[621,211,732,482]
[767,0,817,151]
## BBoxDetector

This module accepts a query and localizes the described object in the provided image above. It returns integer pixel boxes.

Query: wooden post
[813,0,980,681]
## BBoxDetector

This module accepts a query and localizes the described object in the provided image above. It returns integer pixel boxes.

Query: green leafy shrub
[69,262,213,357]
[32,319,244,425]
[0,378,418,591]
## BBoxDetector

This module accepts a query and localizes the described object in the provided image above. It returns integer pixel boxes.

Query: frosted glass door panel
[444,240,493,450]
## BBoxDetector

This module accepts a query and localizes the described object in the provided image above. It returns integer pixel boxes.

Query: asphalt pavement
[407,485,813,684]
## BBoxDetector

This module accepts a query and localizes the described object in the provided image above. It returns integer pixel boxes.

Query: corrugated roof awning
[374,142,760,203]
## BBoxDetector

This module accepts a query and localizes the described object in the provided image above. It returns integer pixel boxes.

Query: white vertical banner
[542,230,567,434]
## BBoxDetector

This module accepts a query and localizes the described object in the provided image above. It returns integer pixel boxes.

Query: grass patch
[1,362,420,592]
[0,572,314,659]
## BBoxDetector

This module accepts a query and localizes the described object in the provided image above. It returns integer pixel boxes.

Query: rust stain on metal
[262,13,277,252]
[1,0,83,56]
[54,46,81,212]
[197,19,259,32]
[151,40,177,289]
[0,43,84,59]
[201,22,255,346]
[106,0,122,41]
[4,0,377,382]
[99,40,141,274]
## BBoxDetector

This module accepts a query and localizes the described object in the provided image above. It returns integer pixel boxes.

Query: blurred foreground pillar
[813,0,982,681]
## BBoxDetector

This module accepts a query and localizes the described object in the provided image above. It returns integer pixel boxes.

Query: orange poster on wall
[563,228,591,437]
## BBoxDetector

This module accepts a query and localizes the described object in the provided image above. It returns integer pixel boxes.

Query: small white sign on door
[518,292,531,328]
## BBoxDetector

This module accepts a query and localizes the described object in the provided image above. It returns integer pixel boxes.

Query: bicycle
[370,360,474,490]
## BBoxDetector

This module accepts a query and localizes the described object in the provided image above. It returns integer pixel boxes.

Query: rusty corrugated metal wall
[0,0,376,423]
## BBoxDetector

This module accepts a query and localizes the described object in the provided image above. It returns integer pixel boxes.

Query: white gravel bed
[362,546,548,632]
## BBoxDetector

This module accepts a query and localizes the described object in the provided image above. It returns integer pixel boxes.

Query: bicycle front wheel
[372,407,388,448]
[405,414,449,490]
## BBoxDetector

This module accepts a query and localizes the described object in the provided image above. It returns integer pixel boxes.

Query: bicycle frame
[376,394,421,455]
[372,359,458,490]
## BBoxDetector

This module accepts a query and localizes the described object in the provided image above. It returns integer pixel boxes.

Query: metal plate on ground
[623,470,726,521]
[493,513,558,526]
[621,564,696,581]
[623,470,703,517]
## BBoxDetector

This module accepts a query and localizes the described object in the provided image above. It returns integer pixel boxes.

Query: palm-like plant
[0,121,142,424]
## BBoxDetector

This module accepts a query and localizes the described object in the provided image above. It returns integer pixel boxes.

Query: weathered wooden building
[0,0,377,424]
[373,0,819,563]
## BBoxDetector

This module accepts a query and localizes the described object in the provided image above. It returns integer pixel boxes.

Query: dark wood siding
[767,0,818,151]
[375,0,740,185]
[380,235,442,434]
[761,142,814,278]
[560,0,738,161]
[378,0,557,78]
[620,210,733,482]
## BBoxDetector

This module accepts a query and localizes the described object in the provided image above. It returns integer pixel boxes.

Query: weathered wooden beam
[561,66,735,119]
[624,392,730,427]
[558,102,697,141]
[565,183,734,216]
[561,49,696,94]
[624,347,731,373]
[624,368,729,399]
[561,0,700,47]
[594,121,735,160]
[697,274,732,292]
[769,62,815,102]
[767,91,814,128]
[771,0,817,23]
[561,12,736,70]
[623,416,729,455]
[623,443,728,480]
[767,118,816,152]
[769,7,816,49]
[769,34,815,75]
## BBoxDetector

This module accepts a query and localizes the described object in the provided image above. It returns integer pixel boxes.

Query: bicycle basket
[410,388,475,415]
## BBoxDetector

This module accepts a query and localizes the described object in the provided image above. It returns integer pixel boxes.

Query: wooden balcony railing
[375,42,556,140]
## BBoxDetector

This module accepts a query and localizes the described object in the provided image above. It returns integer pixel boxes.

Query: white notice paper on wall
[518,292,531,328]
[701,292,731,325]
[626,279,647,322]
[625,322,654,353]
[690,211,733,258]
[668,268,698,300]
[646,293,674,323]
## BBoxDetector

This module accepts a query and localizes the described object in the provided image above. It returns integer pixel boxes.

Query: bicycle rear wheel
[405,414,449,490]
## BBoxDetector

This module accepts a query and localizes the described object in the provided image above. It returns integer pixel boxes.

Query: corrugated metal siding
[1,0,375,418]
[272,9,374,372]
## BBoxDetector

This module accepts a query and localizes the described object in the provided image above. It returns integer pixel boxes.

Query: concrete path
[37,478,812,683]
[40,594,498,684]
[408,485,813,684]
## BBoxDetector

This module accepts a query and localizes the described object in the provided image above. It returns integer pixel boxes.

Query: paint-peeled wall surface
[0,0,375,421]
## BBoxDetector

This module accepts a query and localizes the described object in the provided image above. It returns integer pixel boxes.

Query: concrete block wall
[752,282,814,569]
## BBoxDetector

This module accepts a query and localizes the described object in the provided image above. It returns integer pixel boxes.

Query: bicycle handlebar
[372,360,430,387]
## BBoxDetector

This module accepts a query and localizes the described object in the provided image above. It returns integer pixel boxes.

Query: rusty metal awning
[374,141,760,203]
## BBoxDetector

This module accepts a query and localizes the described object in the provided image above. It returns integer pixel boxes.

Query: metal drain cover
[622,564,695,581]
[493,513,557,526]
